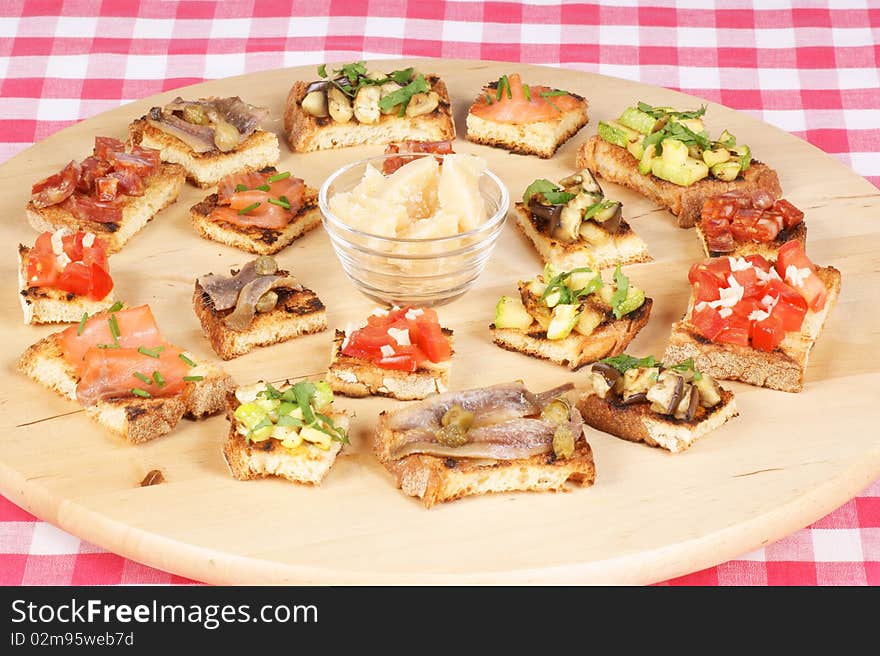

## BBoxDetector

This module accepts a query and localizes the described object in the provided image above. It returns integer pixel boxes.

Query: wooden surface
[1,60,879,585]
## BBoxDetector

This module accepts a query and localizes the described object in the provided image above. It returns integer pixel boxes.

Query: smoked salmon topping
[469,73,583,125]
[59,305,163,372]
[30,137,161,224]
[209,169,305,230]
[75,345,189,405]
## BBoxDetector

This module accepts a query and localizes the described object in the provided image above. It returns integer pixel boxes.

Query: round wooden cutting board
[1,60,879,585]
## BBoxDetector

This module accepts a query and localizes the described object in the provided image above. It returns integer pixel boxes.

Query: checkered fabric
[1,0,877,586]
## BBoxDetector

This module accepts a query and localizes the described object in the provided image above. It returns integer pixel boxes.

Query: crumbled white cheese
[404,308,424,320]
[370,308,389,317]
[760,294,776,307]
[785,265,811,288]
[754,266,781,283]
[709,283,743,309]
[718,307,733,319]
[81,232,95,248]
[50,229,68,255]
[726,273,743,290]
[379,345,395,358]
[729,257,751,272]
[55,252,71,269]
[335,370,358,384]
[695,301,709,312]
[748,309,771,322]
[387,327,411,346]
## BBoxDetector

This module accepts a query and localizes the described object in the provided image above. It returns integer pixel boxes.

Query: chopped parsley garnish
[583,199,617,220]
[598,354,659,374]
[637,101,706,121]
[541,267,602,306]
[317,63,327,78]
[610,263,630,319]
[258,381,348,444]
[522,179,575,206]
[669,358,703,380]
[377,74,429,113]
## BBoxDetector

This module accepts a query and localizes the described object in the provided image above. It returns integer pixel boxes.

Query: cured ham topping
[700,190,805,253]
[209,170,305,230]
[30,136,161,224]
[383,140,454,174]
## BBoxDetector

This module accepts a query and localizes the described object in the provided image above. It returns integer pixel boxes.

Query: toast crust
[374,411,596,508]
[326,328,453,400]
[25,162,185,253]
[663,265,841,392]
[465,105,588,158]
[129,118,281,188]
[489,297,653,370]
[576,135,782,228]
[512,202,651,270]
[283,75,456,152]
[17,332,232,443]
[577,389,738,453]
[190,187,321,255]
[18,244,115,325]
[193,279,327,360]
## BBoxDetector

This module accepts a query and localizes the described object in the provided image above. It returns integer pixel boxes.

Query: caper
[435,424,469,448]
[212,118,240,152]
[441,404,474,431]
[182,105,209,125]
[552,425,575,459]
[253,255,278,275]
[541,398,570,425]
[255,290,278,313]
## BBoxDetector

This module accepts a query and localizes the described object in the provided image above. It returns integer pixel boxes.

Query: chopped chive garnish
[267,197,290,209]
[255,184,270,192]
[133,372,153,385]
[234,183,248,192]
[97,343,120,349]
[267,171,291,183]
[485,94,493,105]
[179,353,197,367]
[523,83,531,101]
[138,346,163,358]
[238,202,261,215]
[108,301,123,312]
[77,312,88,336]
[183,375,204,382]
[108,314,120,339]
[131,387,152,398]
[153,371,166,387]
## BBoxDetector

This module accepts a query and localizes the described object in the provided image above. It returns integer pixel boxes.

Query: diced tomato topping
[775,241,827,311]
[750,312,785,352]
[715,314,750,346]
[731,267,762,298]
[743,254,771,272]
[762,279,808,332]
[25,230,113,301]
[341,306,450,370]
[689,267,722,303]
[691,305,728,342]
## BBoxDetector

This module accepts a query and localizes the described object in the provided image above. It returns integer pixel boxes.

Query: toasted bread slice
[193,279,327,360]
[190,188,321,256]
[466,102,588,158]
[283,75,455,153]
[129,118,280,189]
[374,412,595,508]
[512,203,651,271]
[326,328,453,401]
[25,163,185,254]
[17,333,232,443]
[18,245,115,325]
[490,298,652,371]
[664,266,841,392]
[694,219,808,259]
[222,392,348,485]
[577,389,738,453]
[576,136,782,228]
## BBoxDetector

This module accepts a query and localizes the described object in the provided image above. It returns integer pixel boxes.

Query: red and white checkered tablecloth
[1,0,878,586]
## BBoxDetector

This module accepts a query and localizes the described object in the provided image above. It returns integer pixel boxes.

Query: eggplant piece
[646,371,685,416]
[589,363,621,399]
[621,392,648,406]
[621,366,659,399]
[694,374,723,408]
[578,168,604,197]
[553,205,583,243]
[592,202,622,234]
[304,80,330,96]
[672,385,699,420]
[528,197,563,225]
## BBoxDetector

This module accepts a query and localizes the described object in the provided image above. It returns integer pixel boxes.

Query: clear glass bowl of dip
[319,153,510,306]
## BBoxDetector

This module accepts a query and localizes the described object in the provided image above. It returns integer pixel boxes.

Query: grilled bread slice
[664,266,841,392]
[694,218,808,259]
[222,391,348,485]
[129,118,280,189]
[325,328,452,401]
[190,186,321,256]
[512,202,651,271]
[374,411,595,508]
[283,75,455,153]
[25,163,185,254]
[490,299,652,371]
[18,244,116,325]
[466,105,588,158]
[193,280,327,360]
[17,333,232,444]
[577,389,738,453]
[576,135,782,228]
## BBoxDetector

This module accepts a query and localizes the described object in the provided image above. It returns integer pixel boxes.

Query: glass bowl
[318,153,510,307]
